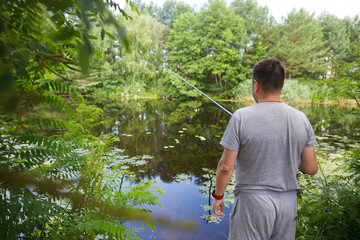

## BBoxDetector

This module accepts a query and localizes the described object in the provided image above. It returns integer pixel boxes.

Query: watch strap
[212,190,224,200]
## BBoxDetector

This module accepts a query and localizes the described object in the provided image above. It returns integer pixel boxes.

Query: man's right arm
[299,146,318,175]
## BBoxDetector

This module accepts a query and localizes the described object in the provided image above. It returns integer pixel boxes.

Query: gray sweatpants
[229,190,297,240]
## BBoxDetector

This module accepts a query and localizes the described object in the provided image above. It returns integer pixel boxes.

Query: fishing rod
[169,70,233,116]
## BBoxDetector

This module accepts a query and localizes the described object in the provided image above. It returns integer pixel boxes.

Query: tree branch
[45,66,73,82]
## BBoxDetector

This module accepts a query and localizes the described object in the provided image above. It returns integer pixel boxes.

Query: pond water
[88,98,359,240]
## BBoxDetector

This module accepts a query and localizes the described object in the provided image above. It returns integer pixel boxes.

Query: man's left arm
[212,148,238,217]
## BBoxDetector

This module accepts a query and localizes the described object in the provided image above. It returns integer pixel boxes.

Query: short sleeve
[220,114,241,151]
[305,120,317,147]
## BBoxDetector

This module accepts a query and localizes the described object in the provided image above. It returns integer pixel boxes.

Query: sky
[138,0,360,22]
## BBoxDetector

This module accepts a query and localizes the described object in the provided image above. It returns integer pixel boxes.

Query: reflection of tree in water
[87,97,358,183]
[91,98,233,183]
[198,168,235,224]
[199,168,216,223]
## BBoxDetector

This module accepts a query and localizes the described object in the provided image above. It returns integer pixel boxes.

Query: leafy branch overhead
[0,0,132,112]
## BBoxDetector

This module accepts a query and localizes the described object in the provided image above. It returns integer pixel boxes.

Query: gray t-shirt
[220,102,316,193]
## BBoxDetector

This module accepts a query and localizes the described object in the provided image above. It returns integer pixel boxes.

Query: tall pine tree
[271,9,327,79]
[318,13,349,76]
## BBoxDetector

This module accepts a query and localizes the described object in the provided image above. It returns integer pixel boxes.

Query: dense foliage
[0,0,166,239]
[296,49,360,239]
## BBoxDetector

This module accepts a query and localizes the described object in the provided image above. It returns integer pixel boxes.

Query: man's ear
[253,80,260,92]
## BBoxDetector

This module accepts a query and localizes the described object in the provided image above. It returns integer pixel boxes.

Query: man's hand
[212,199,225,217]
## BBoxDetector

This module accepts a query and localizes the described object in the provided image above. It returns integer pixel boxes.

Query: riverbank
[76,78,356,106]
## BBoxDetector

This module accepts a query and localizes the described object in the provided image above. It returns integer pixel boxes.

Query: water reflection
[88,98,359,239]
[91,99,234,183]
[91,99,357,182]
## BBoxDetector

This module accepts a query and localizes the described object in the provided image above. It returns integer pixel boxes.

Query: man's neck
[257,94,281,103]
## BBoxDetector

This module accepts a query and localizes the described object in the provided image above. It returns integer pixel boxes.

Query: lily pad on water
[115,155,153,166]
[174,173,191,182]
[110,148,125,154]
[142,155,154,160]
[164,145,175,149]
[132,159,147,166]
[198,136,206,141]
[115,155,129,160]
[200,213,223,224]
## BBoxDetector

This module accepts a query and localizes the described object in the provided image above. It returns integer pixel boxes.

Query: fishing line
[169,70,233,116]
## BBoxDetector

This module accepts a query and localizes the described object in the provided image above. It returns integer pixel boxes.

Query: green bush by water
[296,52,360,239]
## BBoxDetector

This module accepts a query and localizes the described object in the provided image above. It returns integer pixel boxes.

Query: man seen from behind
[212,59,318,240]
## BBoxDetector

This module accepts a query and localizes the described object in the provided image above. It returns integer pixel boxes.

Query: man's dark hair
[252,59,286,92]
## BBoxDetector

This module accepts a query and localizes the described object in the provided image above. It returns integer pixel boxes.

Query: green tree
[343,15,360,63]
[166,12,201,77]
[197,0,245,90]
[165,0,245,97]
[271,9,327,79]
[158,0,194,28]
[133,0,162,19]
[318,13,349,64]
[102,11,167,96]
[164,12,203,98]
[73,10,167,97]
[123,11,166,86]
[134,0,194,29]
[231,0,276,78]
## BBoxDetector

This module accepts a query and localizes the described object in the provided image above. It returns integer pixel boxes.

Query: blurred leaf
[50,11,65,27]
[78,38,92,75]
[0,66,13,94]
[88,34,98,40]
[0,40,7,58]
[53,26,76,41]
[116,26,129,51]
[105,31,116,40]
[101,28,105,40]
